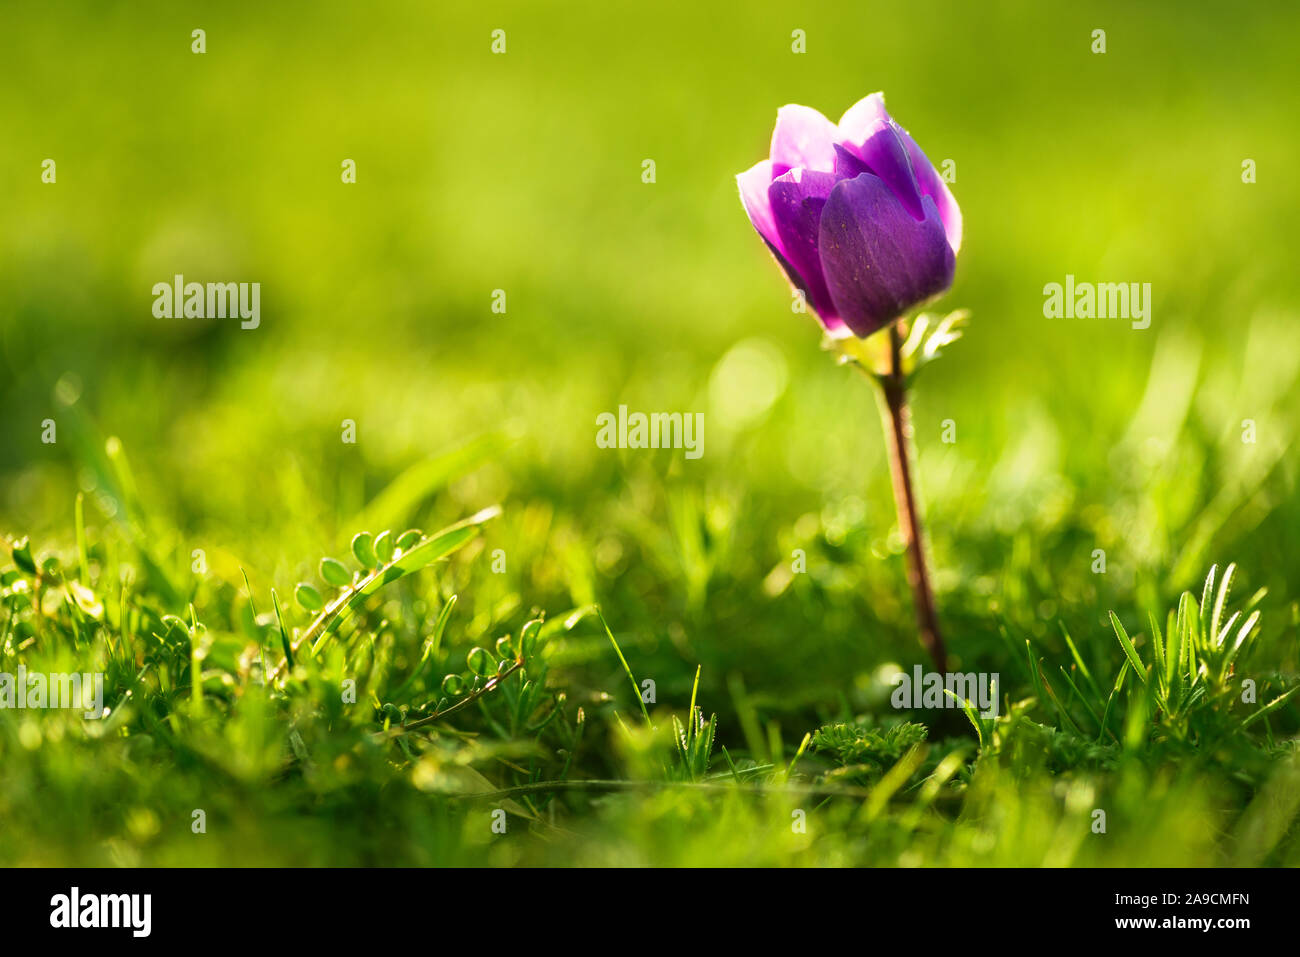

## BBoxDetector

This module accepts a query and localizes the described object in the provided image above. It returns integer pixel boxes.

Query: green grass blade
[1199,563,1217,649]
[943,688,985,748]
[1220,610,1258,682]
[1110,611,1147,686]
[1238,685,1300,732]
[1165,594,1185,691]
[1212,562,1236,648]
[74,492,90,585]
[271,588,293,668]
[1096,658,1128,744]
[1060,621,1103,704]
[1057,665,1104,733]
[352,433,507,532]
[596,606,651,726]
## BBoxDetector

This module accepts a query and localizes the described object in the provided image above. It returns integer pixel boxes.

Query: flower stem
[875,323,948,673]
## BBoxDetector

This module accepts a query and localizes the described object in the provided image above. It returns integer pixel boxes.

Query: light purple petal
[770,104,838,176]
[737,159,784,255]
[768,169,839,321]
[817,172,955,338]
[837,93,890,145]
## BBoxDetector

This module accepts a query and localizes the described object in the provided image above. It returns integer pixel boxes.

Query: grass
[2,432,1297,865]
[1,0,1299,866]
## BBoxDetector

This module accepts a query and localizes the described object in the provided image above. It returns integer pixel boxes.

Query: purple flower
[737,93,961,338]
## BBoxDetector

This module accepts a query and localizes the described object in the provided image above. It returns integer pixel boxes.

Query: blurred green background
[1,1,1298,865]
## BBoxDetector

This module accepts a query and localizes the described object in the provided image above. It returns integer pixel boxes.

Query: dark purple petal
[768,169,839,320]
[817,172,955,337]
[835,118,924,222]
[833,143,871,181]
[769,104,838,176]
[840,93,962,253]
[894,125,963,253]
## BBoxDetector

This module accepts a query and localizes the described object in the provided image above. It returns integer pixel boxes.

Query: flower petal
[770,104,838,175]
[835,117,924,222]
[738,160,848,335]
[895,125,963,253]
[817,172,955,337]
[737,159,784,255]
[768,168,839,320]
[833,143,871,181]
[841,94,962,253]
[837,93,890,145]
